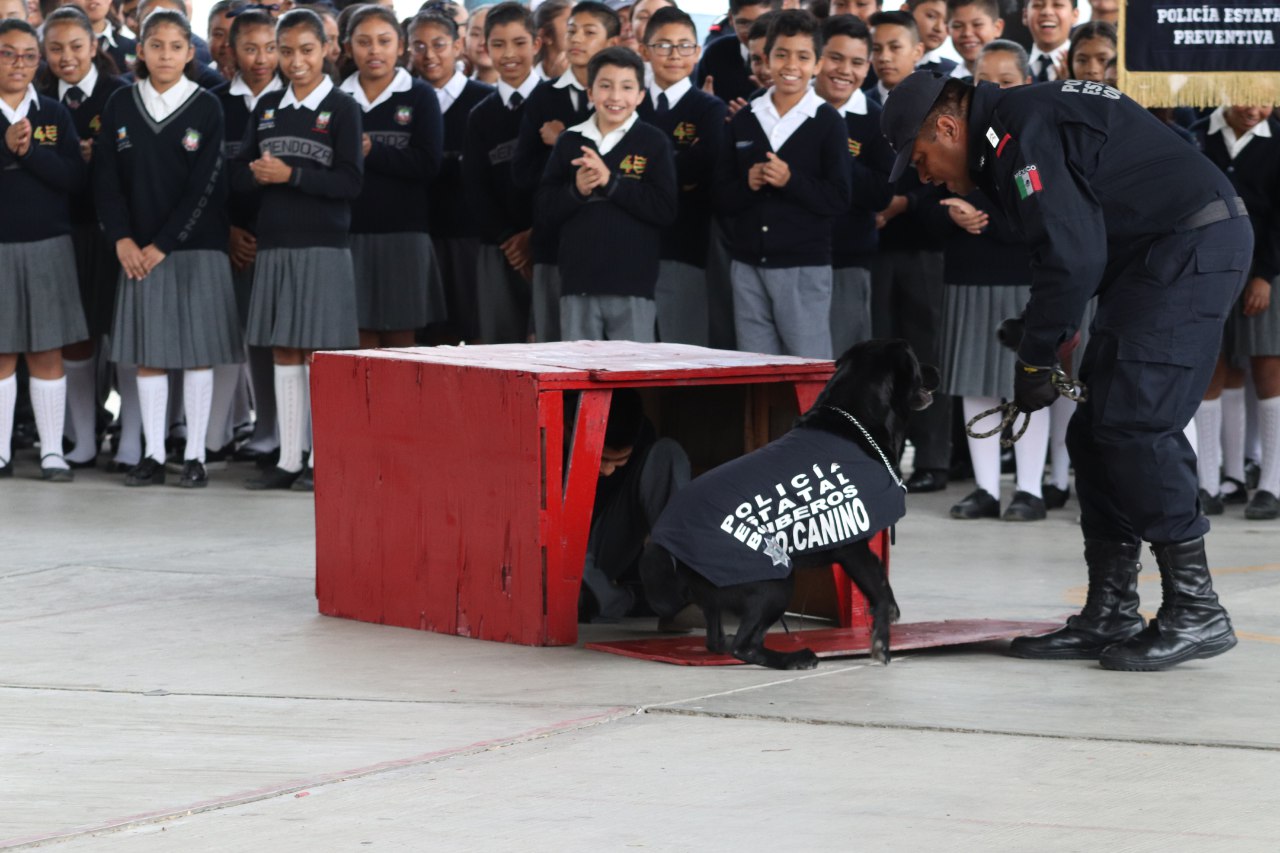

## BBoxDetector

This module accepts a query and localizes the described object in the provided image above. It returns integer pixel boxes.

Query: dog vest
[651,427,906,587]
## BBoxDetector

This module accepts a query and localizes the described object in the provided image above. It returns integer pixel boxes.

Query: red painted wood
[584,619,1062,666]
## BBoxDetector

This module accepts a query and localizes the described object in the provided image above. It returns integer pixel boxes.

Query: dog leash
[964,369,1090,448]
[823,406,906,492]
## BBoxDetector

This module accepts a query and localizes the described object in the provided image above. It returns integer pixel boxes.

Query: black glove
[996,316,1024,352]
[1014,361,1059,412]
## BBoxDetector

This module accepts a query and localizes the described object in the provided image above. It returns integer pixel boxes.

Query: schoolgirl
[38,6,127,469]
[94,8,244,488]
[532,0,570,81]
[0,18,87,481]
[342,5,445,349]
[82,0,137,73]
[232,7,362,492]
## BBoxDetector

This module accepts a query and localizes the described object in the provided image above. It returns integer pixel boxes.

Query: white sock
[274,364,306,473]
[1183,417,1198,457]
[1221,387,1246,490]
[1259,397,1280,496]
[1246,369,1262,463]
[182,369,214,463]
[0,373,16,466]
[246,347,278,452]
[206,364,241,452]
[1014,407,1050,498]
[1048,396,1075,490]
[114,364,143,465]
[137,374,169,463]
[1194,399,1222,496]
[31,376,70,469]
[962,396,1002,498]
[304,364,314,469]
[63,358,98,464]
[232,366,252,432]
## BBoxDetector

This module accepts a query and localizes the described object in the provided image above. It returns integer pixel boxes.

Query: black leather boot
[1008,539,1145,659]
[1099,538,1236,671]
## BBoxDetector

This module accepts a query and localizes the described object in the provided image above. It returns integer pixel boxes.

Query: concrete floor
[1,452,1278,851]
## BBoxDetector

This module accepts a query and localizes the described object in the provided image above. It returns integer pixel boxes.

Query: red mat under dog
[584,619,1060,666]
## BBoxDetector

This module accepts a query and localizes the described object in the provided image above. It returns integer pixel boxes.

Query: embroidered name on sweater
[488,138,516,165]
[1015,164,1042,199]
[259,136,334,166]
[368,130,411,149]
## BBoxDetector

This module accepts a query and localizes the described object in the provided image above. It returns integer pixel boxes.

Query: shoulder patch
[1014,164,1043,199]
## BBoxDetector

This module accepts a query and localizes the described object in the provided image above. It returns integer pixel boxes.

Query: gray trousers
[560,295,657,342]
[705,220,736,350]
[656,260,709,346]
[475,245,531,344]
[830,265,873,359]
[730,261,833,359]
[532,264,561,342]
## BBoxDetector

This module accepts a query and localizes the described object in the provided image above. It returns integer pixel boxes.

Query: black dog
[646,340,938,670]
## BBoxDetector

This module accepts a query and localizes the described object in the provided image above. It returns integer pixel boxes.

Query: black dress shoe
[1003,490,1047,521]
[906,469,948,493]
[1198,489,1224,517]
[177,460,208,488]
[124,457,166,486]
[1245,490,1279,521]
[1042,483,1070,509]
[40,455,75,482]
[950,488,999,519]
[246,465,301,490]
[1245,459,1261,490]
[1220,477,1248,505]
[290,467,314,492]
[0,459,13,478]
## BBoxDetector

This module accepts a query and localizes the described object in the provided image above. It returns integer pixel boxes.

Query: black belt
[1175,196,1248,232]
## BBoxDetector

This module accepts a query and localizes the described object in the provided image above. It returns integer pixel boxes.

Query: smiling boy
[1023,0,1077,81]
[695,0,781,104]
[945,0,1003,80]
[902,0,957,76]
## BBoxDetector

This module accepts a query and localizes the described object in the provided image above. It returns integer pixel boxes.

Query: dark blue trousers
[1068,215,1253,546]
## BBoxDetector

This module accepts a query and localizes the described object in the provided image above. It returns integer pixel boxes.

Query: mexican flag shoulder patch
[1015,164,1043,200]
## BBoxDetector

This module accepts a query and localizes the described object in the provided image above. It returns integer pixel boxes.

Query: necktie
[1036,54,1053,83]
[655,92,670,116]
[64,86,85,110]
[507,91,523,110]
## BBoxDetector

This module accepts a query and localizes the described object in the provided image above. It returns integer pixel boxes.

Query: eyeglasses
[0,47,40,67]
[410,40,452,54]
[647,41,697,57]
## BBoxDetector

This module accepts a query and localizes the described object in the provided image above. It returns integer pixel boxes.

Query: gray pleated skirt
[110,249,244,369]
[247,247,359,350]
[940,283,1031,397]
[0,235,89,353]
[1232,275,1280,358]
[71,223,120,338]
[351,232,445,331]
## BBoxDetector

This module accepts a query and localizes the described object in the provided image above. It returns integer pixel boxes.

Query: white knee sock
[1183,417,1198,456]
[30,376,69,469]
[1014,407,1050,498]
[962,396,1002,498]
[1258,397,1280,496]
[274,364,306,473]
[114,364,143,465]
[206,364,241,453]
[137,374,169,463]
[63,358,98,464]
[1194,399,1222,496]
[183,369,214,463]
[246,347,278,452]
[1048,396,1075,490]
[1246,370,1262,463]
[1221,387,1246,490]
[0,373,16,466]
[304,364,313,469]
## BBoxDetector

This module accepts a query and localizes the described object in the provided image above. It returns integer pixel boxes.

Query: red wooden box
[310,342,887,647]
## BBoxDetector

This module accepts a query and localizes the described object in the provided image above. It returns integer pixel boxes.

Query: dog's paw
[785,649,820,670]
[871,634,892,665]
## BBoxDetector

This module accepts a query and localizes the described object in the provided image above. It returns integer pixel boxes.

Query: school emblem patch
[182,128,202,152]
[89,114,101,134]
[32,125,58,145]
[672,121,697,143]
[315,111,332,131]
[1014,164,1043,200]
[619,154,647,178]
[847,138,862,157]
[395,106,413,126]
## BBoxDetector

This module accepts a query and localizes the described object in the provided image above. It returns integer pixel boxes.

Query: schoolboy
[745,11,776,91]
[814,14,893,355]
[901,0,956,75]
[828,0,879,20]
[867,10,921,104]
[638,6,727,345]
[945,0,1003,80]
[1023,0,1077,81]
[463,1,542,343]
[513,0,619,341]
[537,47,677,342]
[694,0,781,104]
[713,10,851,358]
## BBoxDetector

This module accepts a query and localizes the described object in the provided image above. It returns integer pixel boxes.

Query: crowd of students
[0,0,1276,524]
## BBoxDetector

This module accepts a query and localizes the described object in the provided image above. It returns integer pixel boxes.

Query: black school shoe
[1198,489,1225,517]
[1244,490,1279,521]
[1042,483,1070,509]
[950,488,1000,519]
[906,469,948,493]
[1220,477,1248,505]
[124,457,166,486]
[290,468,314,492]
[177,460,208,488]
[1003,491,1047,521]
[40,455,75,483]
[0,459,12,478]
[1245,459,1261,490]
[246,466,301,490]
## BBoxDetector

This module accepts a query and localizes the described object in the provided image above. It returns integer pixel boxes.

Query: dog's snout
[911,389,934,411]
[921,364,941,393]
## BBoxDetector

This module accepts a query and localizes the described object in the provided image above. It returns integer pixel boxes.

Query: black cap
[881,70,952,183]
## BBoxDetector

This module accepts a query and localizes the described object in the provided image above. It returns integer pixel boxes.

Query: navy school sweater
[463,88,536,245]
[694,34,754,105]
[878,168,947,254]
[637,85,727,268]
[513,78,593,265]
[39,72,126,228]
[833,97,895,270]
[93,85,227,253]
[97,31,136,76]
[1193,115,1280,282]
[713,99,853,268]
[230,85,364,250]
[352,78,444,235]
[922,189,1032,286]
[0,95,84,244]
[430,78,493,240]
[213,79,267,234]
[536,119,678,299]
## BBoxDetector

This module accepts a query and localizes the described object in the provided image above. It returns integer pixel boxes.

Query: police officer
[880,71,1253,671]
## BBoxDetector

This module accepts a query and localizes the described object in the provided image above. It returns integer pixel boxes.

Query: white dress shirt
[433,69,469,113]
[228,72,284,112]
[552,67,589,112]
[340,67,413,112]
[498,72,540,108]
[139,76,199,122]
[280,75,334,110]
[568,111,638,156]
[1207,107,1274,160]
[648,76,692,111]
[750,86,823,151]
[0,84,39,124]
[1028,44,1069,81]
[833,88,867,117]
[58,64,99,102]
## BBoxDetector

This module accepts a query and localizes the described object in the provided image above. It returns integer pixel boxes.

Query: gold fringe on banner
[1117,2,1280,108]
